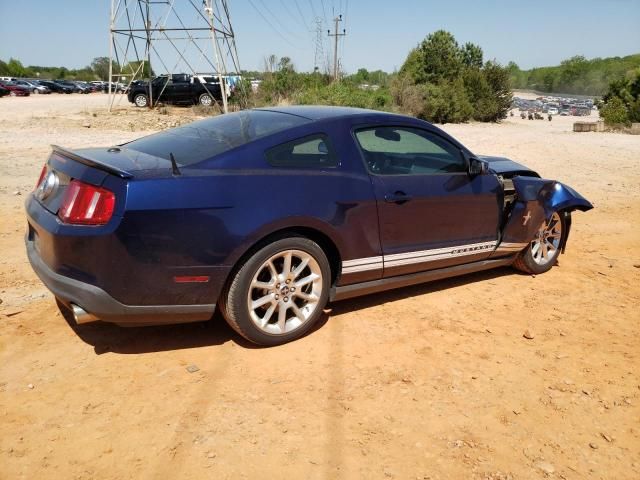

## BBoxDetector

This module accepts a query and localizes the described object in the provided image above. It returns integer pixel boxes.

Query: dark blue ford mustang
[26,106,593,345]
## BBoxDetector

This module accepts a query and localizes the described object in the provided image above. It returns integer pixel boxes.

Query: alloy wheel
[247,249,323,335]
[530,212,562,266]
[135,95,147,107]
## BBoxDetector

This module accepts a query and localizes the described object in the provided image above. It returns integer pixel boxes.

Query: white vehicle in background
[548,107,559,115]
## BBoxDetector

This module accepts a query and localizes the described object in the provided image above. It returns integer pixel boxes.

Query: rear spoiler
[51,145,134,179]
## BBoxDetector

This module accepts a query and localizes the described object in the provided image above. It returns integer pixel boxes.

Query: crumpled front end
[493,176,593,256]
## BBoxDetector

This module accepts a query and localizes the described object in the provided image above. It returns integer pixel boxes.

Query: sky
[0,0,638,74]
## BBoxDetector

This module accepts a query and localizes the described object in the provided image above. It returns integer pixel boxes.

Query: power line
[257,0,304,41]
[306,0,317,19]
[280,0,304,27]
[320,0,329,26]
[291,0,310,30]
[246,0,299,49]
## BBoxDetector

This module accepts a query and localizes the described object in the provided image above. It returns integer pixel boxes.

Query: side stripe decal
[341,241,528,274]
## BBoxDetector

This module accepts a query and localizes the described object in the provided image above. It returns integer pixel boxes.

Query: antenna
[108,0,244,113]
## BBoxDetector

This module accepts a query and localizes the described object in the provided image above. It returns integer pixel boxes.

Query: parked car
[69,81,92,93]
[101,82,126,93]
[0,81,30,96]
[127,73,223,107]
[547,107,559,115]
[25,107,593,345]
[38,80,74,94]
[13,79,50,94]
[54,80,83,93]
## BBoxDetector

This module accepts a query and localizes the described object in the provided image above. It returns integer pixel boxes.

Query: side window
[355,127,466,175]
[266,134,338,168]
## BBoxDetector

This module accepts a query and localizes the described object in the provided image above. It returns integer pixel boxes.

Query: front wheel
[134,94,148,107]
[198,93,213,107]
[513,211,566,274]
[220,237,330,346]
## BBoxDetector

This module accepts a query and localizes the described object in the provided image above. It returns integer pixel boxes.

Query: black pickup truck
[127,74,223,107]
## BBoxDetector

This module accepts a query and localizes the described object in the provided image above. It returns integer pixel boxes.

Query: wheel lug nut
[285,279,290,284]
[275,295,279,300]
[276,283,280,288]
[290,287,295,292]
[284,296,289,302]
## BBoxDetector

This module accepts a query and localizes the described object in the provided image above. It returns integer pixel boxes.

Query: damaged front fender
[493,177,593,257]
[513,177,593,215]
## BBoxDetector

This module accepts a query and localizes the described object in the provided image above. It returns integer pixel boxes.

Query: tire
[134,94,148,107]
[198,93,213,107]
[513,211,566,274]
[220,237,331,346]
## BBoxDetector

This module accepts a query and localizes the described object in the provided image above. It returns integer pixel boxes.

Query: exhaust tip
[71,304,98,325]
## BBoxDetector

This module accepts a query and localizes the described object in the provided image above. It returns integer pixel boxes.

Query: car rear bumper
[26,236,216,325]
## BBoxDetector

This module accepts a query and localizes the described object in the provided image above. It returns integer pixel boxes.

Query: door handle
[384,191,412,204]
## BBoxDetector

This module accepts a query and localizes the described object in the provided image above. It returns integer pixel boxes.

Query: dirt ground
[0,94,638,480]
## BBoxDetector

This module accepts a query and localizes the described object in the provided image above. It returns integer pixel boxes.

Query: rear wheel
[220,237,330,346]
[513,211,565,274]
[134,94,148,107]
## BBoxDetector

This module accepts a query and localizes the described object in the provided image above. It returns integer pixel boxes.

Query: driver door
[354,126,501,277]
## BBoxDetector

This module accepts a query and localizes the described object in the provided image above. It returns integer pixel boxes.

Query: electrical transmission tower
[312,17,325,73]
[108,0,242,112]
[327,14,346,81]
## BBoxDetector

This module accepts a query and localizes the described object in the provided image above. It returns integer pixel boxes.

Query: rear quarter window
[266,134,338,168]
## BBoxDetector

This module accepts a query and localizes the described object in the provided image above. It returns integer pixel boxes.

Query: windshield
[125,110,311,166]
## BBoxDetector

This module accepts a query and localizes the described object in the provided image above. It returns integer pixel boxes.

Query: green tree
[7,58,29,77]
[423,80,473,123]
[461,42,483,69]
[396,31,511,123]
[91,57,111,81]
[120,60,153,79]
[418,30,462,83]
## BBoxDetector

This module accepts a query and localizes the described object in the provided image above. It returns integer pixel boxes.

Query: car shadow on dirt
[327,266,516,316]
[61,267,516,355]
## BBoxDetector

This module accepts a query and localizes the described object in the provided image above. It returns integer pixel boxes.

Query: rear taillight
[35,165,47,189]
[58,180,115,225]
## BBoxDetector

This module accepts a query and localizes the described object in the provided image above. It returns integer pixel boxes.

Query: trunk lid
[36,145,172,216]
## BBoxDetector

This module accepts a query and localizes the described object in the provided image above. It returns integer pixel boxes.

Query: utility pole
[327,15,346,81]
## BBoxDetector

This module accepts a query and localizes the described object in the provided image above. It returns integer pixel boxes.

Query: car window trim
[351,123,470,177]
[264,132,340,169]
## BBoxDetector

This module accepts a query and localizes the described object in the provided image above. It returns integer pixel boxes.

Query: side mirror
[468,157,488,176]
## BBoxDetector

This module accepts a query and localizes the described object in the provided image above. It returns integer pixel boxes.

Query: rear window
[125,110,311,166]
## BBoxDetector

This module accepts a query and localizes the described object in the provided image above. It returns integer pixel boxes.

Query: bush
[600,96,630,125]
[395,31,511,123]
[422,81,473,124]
[294,82,392,110]
[599,69,640,126]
